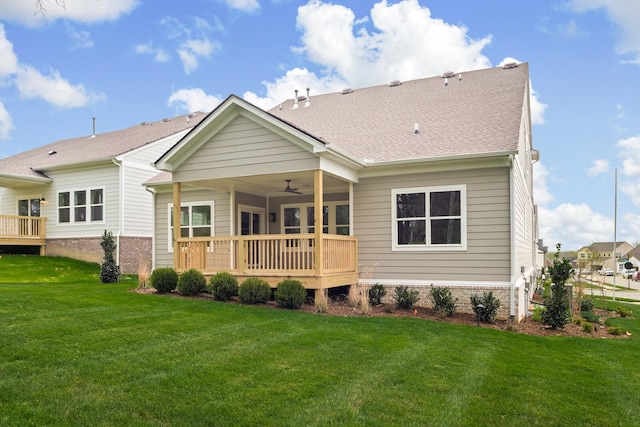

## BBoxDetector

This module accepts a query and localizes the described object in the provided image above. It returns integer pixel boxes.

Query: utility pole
[613,168,617,301]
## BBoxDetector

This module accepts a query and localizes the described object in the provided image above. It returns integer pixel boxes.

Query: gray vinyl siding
[513,112,536,276]
[123,130,191,164]
[353,167,511,282]
[41,164,120,239]
[154,188,230,268]
[174,115,319,182]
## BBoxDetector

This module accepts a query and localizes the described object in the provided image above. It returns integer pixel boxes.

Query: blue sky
[0,0,639,251]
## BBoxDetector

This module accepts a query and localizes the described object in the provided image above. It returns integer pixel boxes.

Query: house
[625,245,640,269]
[0,113,205,274]
[148,62,539,321]
[576,241,633,272]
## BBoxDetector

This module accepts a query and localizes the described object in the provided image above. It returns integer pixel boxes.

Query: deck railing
[175,234,357,277]
[0,215,47,240]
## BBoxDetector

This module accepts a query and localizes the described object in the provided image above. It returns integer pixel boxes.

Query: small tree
[99,230,120,283]
[542,244,573,329]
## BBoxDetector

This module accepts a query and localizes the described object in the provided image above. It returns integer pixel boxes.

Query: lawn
[1,255,639,426]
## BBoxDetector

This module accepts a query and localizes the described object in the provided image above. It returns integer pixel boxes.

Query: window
[392,185,466,251]
[58,188,104,224]
[168,202,214,251]
[18,198,41,217]
[280,201,349,235]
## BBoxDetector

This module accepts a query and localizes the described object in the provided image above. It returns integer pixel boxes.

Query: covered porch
[170,170,360,289]
[0,215,47,255]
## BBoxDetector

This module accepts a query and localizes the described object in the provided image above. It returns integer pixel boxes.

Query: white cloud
[245,0,496,110]
[178,38,220,74]
[14,65,104,108]
[135,42,170,62]
[533,162,554,206]
[617,134,640,205]
[0,24,19,81]
[66,24,93,49]
[588,159,609,177]
[0,0,139,27]
[567,0,640,64]
[167,88,223,113]
[538,203,614,249]
[0,101,14,140]
[498,58,547,125]
[223,0,259,13]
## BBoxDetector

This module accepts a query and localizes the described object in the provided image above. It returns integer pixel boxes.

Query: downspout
[112,158,123,267]
[145,186,157,271]
[509,154,515,319]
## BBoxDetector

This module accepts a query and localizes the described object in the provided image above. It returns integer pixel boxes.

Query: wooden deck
[0,215,47,254]
[175,234,358,289]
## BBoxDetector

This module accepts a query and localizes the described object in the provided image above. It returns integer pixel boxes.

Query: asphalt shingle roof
[268,63,529,163]
[0,112,205,180]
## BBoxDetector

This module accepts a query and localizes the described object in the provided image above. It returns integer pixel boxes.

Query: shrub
[607,326,624,336]
[368,284,387,305]
[531,306,545,323]
[580,297,595,313]
[581,310,600,324]
[209,272,238,301]
[616,307,632,318]
[177,269,207,296]
[99,230,120,283]
[393,285,420,309]
[541,244,572,329]
[429,286,457,316]
[582,322,594,333]
[275,279,307,309]
[470,292,501,324]
[238,278,271,304]
[150,267,178,293]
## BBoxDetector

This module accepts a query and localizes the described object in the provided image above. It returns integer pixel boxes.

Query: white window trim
[167,201,215,253]
[57,187,105,225]
[280,201,349,235]
[391,185,467,252]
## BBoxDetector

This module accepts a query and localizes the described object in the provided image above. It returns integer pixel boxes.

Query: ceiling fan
[283,179,302,195]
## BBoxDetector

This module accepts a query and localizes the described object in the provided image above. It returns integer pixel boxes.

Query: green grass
[2,255,640,426]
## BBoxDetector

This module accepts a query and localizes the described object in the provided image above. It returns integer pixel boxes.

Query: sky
[0,0,639,251]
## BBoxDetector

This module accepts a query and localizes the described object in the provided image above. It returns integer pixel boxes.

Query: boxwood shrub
[275,279,306,309]
[209,272,238,301]
[177,269,207,296]
[150,267,178,293]
[238,278,271,304]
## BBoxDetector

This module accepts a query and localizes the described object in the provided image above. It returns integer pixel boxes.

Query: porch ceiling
[188,171,348,196]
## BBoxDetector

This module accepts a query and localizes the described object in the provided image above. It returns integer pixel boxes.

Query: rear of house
[150,63,539,320]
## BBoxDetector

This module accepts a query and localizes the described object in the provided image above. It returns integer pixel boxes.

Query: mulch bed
[132,287,632,339]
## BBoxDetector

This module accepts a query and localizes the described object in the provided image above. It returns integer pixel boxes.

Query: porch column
[172,182,181,268]
[314,170,324,277]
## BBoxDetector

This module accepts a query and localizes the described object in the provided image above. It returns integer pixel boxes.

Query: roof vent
[162,118,170,123]
[414,123,419,135]
[441,71,455,78]
[389,80,402,87]
[304,88,310,107]
[502,62,518,69]
[140,121,149,126]
[48,150,57,155]
[293,89,299,109]
[341,88,353,94]
[186,112,197,123]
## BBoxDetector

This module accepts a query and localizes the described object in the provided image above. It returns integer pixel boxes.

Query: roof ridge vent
[389,80,402,87]
[341,88,353,94]
[502,62,518,69]
[441,71,455,78]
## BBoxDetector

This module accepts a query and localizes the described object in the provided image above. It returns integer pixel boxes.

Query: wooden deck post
[172,182,181,269]
[314,170,324,279]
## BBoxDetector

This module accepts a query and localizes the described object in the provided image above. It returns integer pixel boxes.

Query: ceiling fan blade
[284,179,303,194]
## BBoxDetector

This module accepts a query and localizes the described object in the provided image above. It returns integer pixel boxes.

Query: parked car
[598,268,614,276]
[634,271,640,281]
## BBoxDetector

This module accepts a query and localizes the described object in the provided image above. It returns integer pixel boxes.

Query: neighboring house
[148,62,539,321]
[0,113,204,274]
[576,241,633,272]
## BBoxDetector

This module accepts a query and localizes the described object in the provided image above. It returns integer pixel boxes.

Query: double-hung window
[168,202,214,251]
[281,202,349,235]
[392,185,466,251]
